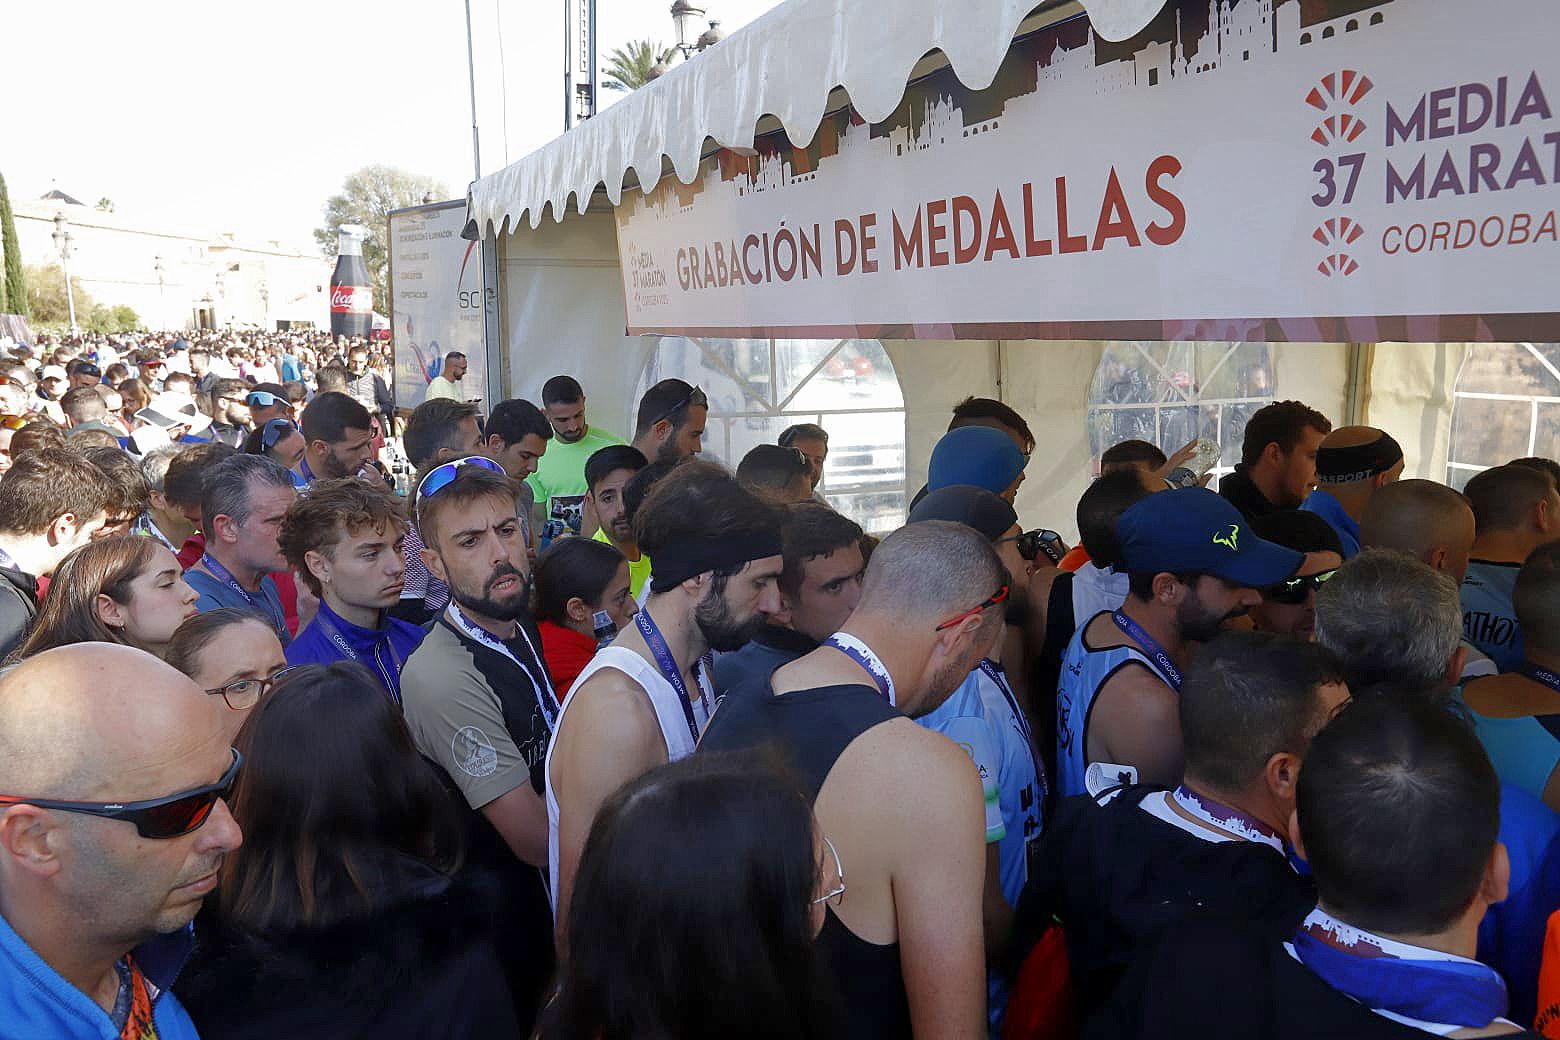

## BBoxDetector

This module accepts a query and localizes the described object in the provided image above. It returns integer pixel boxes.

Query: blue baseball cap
[928,426,1028,496]
[1116,487,1303,588]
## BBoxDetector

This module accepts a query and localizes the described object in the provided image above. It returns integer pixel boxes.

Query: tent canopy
[466,0,1169,235]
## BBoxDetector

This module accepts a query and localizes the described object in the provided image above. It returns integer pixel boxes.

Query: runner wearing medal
[1054,488,1305,799]
[546,460,785,922]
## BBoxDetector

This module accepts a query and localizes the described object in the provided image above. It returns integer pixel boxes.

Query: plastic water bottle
[1165,439,1221,489]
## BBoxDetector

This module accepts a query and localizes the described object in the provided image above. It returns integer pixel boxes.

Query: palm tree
[602,40,676,92]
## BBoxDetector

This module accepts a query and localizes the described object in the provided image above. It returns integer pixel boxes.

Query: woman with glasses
[15,537,199,662]
[175,662,521,1040]
[1249,510,1345,643]
[543,751,840,1040]
[166,608,289,741]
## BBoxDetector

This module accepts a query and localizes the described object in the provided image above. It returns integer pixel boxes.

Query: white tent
[465,0,1557,534]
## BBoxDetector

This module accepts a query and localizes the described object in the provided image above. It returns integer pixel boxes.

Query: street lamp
[50,212,77,335]
[153,256,166,331]
[671,0,707,58]
[258,281,270,329]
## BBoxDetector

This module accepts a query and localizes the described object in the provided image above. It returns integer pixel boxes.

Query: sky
[6,0,779,251]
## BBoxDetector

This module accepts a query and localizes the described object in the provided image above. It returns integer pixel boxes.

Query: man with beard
[700,521,1006,1039]
[1055,488,1303,797]
[398,456,557,1028]
[207,377,252,448]
[528,376,624,545]
[299,391,376,484]
[546,460,782,923]
[629,378,706,463]
[584,444,650,597]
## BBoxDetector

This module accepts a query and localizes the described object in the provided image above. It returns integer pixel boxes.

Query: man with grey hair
[132,445,192,553]
[183,455,297,643]
[1314,547,1560,1025]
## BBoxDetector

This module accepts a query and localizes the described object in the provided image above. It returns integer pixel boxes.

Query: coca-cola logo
[330,285,373,313]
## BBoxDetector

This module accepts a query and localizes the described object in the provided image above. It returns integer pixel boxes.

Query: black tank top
[701,681,912,1040]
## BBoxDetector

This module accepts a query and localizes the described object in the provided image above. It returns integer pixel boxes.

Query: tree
[95,197,115,213]
[314,165,447,317]
[23,264,91,327]
[602,40,676,92]
[0,172,25,316]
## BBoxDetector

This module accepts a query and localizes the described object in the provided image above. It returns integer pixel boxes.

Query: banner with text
[390,201,489,409]
[615,0,1560,343]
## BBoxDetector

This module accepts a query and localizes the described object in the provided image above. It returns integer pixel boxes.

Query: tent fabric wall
[1364,342,1467,480]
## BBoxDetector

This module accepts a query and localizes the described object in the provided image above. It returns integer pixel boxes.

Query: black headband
[649,528,785,594]
[1315,432,1404,485]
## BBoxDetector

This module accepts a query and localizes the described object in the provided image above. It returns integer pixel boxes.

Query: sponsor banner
[389,201,489,409]
[615,0,1560,342]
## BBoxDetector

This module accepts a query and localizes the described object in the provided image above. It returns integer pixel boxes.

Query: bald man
[1300,426,1405,557]
[1359,478,1494,680]
[0,644,241,1039]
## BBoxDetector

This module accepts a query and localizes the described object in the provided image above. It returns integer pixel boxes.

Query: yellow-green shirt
[593,527,652,597]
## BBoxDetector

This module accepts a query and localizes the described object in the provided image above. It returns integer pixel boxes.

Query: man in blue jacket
[0,643,243,1039]
[279,477,426,704]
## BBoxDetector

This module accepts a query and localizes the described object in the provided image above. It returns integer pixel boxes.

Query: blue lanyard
[446,604,558,730]
[1171,784,1287,852]
[314,607,405,704]
[1517,660,1560,695]
[1290,909,1507,1028]
[0,545,16,570]
[635,609,711,745]
[824,632,895,704]
[1112,611,1183,691]
[200,554,285,634]
[979,658,1048,800]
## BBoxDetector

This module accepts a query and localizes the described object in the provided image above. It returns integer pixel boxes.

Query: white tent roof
[467,0,1169,235]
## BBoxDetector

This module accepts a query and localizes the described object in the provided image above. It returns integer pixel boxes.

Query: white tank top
[545,644,716,909]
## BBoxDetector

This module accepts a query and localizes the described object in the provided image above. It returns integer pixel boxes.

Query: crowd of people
[1,328,1559,1040]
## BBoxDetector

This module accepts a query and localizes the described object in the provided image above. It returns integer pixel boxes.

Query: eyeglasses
[648,384,707,429]
[1264,568,1337,605]
[934,584,1010,632]
[260,418,297,451]
[0,748,241,840]
[811,835,846,907]
[415,455,508,504]
[207,666,300,710]
[1001,529,1065,566]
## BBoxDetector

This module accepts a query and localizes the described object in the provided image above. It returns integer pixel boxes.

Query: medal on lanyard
[635,609,710,745]
[446,605,558,729]
[823,632,896,705]
[1111,611,1183,691]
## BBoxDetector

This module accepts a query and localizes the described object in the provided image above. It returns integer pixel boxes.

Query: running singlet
[1054,612,1163,800]
[544,645,715,909]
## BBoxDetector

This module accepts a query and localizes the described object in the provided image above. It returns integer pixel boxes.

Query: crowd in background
[0,335,1559,1040]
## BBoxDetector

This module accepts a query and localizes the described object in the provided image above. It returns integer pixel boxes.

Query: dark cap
[1117,487,1302,587]
[907,484,1018,542]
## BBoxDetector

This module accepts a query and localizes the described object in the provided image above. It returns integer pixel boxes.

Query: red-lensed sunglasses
[934,584,1010,632]
[0,748,240,839]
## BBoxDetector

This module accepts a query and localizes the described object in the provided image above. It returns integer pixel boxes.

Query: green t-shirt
[593,526,652,598]
[525,426,625,543]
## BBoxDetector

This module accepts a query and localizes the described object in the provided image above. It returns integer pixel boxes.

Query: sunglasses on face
[1264,568,1337,605]
[1001,529,1065,565]
[935,583,1010,632]
[247,391,285,408]
[0,748,241,840]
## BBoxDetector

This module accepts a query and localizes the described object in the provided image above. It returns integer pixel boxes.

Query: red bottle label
[330,285,372,314]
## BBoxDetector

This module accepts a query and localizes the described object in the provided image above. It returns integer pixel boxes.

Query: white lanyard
[445,604,558,730]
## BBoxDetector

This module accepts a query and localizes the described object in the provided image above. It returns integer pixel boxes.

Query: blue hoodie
[0,912,200,1039]
[286,600,427,703]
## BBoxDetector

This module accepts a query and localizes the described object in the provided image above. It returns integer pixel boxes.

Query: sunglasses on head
[648,385,707,429]
[416,455,507,505]
[935,583,1010,632]
[0,748,241,840]
[260,418,297,451]
[1264,568,1337,605]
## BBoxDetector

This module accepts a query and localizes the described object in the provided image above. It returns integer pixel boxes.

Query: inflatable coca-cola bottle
[329,224,373,340]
